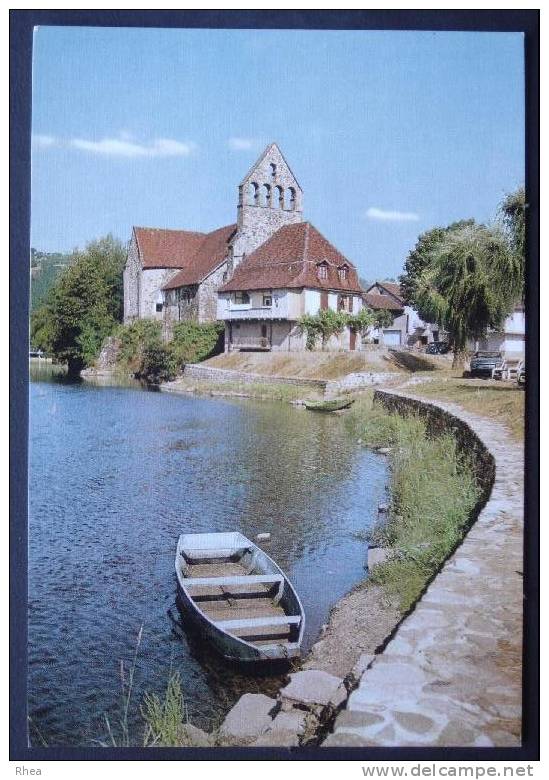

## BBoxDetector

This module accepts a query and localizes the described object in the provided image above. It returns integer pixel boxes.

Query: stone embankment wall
[323,388,524,748]
[182,363,327,390]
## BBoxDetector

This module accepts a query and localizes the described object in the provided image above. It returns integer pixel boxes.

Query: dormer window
[317,262,328,280]
[338,265,349,281]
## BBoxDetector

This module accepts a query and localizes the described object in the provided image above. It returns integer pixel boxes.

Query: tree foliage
[399,220,475,311]
[413,224,515,365]
[498,186,525,300]
[30,235,126,374]
[115,318,224,384]
[170,321,224,367]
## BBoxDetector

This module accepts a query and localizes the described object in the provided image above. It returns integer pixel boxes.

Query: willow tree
[414,224,515,368]
[498,186,525,300]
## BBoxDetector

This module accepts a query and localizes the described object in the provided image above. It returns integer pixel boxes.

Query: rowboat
[175,532,305,664]
[304,397,354,412]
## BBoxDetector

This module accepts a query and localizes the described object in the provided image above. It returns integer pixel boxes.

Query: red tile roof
[134,227,206,270]
[163,224,236,289]
[363,292,403,312]
[219,222,363,294]
[133,224,236,286]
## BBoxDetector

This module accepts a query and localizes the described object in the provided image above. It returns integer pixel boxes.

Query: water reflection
[28,376,388,745]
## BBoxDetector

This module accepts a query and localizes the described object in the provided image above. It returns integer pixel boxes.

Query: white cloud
[366,207,419,222]
[69,137,196,158]
[227,137,262,151]
[32,134,57,147]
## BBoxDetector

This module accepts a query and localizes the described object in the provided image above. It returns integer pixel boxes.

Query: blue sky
[31,27,524,280]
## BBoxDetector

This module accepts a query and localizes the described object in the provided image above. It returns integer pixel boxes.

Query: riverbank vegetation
[30,235,126,376]
[114,319,224,383]
[347,395,480,612]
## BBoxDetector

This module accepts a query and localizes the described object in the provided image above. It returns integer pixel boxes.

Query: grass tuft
[142,671,189,747]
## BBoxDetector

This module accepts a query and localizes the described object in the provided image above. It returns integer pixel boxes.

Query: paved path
[324,390,524,748]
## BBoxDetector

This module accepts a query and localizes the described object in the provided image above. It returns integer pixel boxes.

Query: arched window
[285,187,296,211]
[270,163,277,180]
[274,185,284,209]
[260,183,271,207]
[248,182,259,206]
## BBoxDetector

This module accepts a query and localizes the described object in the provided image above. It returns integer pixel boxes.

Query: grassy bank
[346,394,481,612]
[406,377,525,442]
[162,376,321,403]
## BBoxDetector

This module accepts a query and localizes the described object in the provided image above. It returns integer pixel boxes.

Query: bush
[112,319,224,384]
[116,319,164,367]
[138,345,176,385]
[169,321,224,370]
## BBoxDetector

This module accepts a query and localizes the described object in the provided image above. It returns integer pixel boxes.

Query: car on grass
[425,341,451,355]
[517,360,526,386]
[469,351,503,378]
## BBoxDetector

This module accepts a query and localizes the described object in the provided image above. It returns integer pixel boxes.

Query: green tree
[372,309,396,330]
[399,220,475,311]
[414,224,514,367]
[30,235,126,375]
[498,186,525,301]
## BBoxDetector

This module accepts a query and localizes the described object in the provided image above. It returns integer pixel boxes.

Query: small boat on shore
[175,532,305,664]
[304,397,354,412]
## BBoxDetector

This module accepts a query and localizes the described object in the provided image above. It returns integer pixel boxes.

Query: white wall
[304,289,321,315]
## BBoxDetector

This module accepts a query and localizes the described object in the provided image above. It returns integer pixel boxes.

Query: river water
[28,366,388,746]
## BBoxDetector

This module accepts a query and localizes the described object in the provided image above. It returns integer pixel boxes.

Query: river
[28,366,388,746]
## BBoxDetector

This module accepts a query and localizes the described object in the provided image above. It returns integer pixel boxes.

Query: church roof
[163,224,237,289]
[133,224,236,285]
[219,222,363,294]
[134,227,206,270]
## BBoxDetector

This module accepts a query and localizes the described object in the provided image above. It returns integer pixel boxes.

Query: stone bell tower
[229,143,304,270]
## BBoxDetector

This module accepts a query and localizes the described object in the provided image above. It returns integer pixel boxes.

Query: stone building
[124,142,367,350]
[123,143,305,335]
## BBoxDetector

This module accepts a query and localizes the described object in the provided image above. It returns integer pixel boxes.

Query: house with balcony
[217,221,365,352]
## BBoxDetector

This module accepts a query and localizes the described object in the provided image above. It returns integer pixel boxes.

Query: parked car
[426,341,451,355]
[469,351,503,378]
[517,360,526,386]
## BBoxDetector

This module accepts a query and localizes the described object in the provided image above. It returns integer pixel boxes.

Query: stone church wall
[123,236,140,323]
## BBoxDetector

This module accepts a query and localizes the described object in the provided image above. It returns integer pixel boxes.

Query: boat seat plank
[183,574,283,589]
[215,615,301,630]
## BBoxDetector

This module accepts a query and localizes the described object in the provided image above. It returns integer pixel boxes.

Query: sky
[31,27,525,281]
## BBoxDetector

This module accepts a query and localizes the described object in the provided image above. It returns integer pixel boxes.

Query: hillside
[30,248,73,311]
